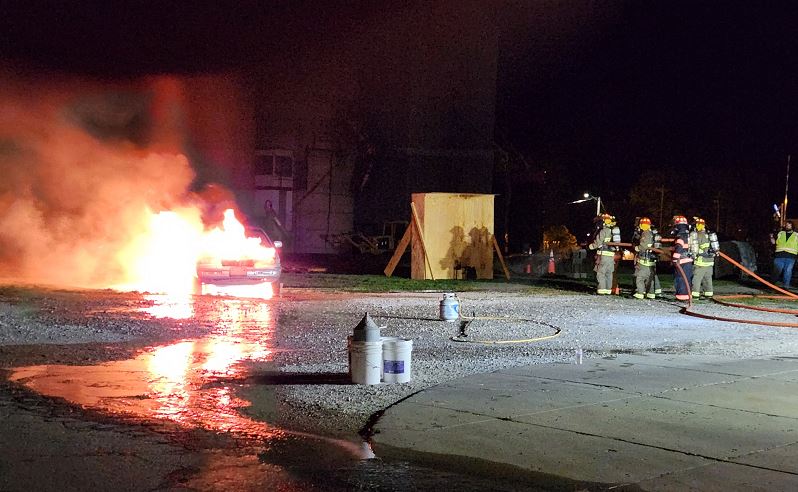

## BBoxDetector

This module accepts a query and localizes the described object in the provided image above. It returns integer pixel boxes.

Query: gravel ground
[2,284,798,442]
[243,288,798,438]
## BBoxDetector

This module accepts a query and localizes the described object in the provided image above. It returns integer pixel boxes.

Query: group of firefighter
[587,213,719,301]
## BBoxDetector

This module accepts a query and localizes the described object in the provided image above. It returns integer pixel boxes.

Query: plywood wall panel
[411,193,494,280]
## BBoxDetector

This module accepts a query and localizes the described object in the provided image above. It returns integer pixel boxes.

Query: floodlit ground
[1,274,797,489]
[1,274,795,439]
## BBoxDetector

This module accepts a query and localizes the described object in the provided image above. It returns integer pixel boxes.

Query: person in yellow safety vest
[691,217,717,299]
[588,213,617,295]
[633,217,657,299]
[771,221,798,288]
[670,215,693,301]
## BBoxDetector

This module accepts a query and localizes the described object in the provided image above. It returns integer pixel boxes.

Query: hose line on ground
[449,316,562,344]
[608,244,798,326]
[680,251,798,327]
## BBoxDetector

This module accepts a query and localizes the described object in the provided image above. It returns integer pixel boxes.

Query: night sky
[3,1,797,249]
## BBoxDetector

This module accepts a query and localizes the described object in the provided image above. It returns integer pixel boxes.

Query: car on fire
[195,227,282,294]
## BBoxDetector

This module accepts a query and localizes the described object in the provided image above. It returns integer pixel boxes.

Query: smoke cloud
[0,68,209,288]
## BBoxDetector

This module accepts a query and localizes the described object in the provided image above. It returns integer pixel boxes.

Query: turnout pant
[673,261,694,300]
[595,255,615,294]
[634,263,655,298]
[692,265,714,297]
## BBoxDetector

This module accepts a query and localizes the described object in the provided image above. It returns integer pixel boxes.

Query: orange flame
[115,207,276,298]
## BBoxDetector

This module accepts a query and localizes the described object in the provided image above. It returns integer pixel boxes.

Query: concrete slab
[503,357,747,395]
[409,372,638,419]
[637,461,798,491]
[660,377,798,419]
[513,394,798,459]
[376,401,492,432]
[733,442,798,474]
[374,416,712,485]
[372,355,798,488]
[759,372,798,383]
[632,355,798,378]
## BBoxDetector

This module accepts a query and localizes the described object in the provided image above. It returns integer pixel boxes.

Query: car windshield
[246,228,274,248]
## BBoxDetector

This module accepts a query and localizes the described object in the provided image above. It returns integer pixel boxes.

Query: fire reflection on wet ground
[2,291,556,490]
[9,296,370,460]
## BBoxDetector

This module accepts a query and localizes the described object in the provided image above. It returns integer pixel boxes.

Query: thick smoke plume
[0,69,209,288]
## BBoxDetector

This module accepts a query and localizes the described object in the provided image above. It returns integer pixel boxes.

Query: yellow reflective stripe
[695,258,714,266]
[637,259,656,266]
[599,251,616,256]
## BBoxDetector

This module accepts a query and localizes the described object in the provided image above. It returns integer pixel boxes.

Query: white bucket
[350,340,383,385]
[381,337,413,383]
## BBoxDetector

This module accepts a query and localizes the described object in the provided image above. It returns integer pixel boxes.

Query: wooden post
[492,235,511,280]
[410,202,435,280]
[383,223,412,277]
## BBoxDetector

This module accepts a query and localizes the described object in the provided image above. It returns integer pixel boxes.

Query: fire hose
[609,241,798,326]
[449,315,562,344]
[450,244,798,343]
[681,251,798,327]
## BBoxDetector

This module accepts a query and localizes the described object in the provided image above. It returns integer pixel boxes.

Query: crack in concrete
[648,393,798,420]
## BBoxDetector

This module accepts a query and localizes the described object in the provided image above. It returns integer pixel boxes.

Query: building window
[275,155,293,177]
[255,155,274,175]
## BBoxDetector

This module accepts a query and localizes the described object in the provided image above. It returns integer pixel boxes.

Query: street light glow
[569,193,602,216]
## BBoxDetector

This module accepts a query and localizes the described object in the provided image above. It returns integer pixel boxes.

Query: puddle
[2,293,623,489]
[9,295,372,461]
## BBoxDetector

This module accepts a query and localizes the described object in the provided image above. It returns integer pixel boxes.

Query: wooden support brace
[383,223,412,277]
[410,202,435,280]
[492,235,511,280]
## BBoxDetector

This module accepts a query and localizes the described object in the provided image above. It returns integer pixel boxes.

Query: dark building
[246,3,498,253]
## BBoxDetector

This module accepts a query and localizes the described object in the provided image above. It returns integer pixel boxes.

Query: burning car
[195,212,283,297]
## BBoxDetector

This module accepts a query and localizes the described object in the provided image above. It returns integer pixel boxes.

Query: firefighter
[771,221,798,288]
[588,213,617,295]
[633,217,657,299]
[691,217,718,299]
[671,215,693,301]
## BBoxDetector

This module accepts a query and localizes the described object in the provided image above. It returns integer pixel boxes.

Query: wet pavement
[1,293,553,491]
[3,295,373,490]
[372,353,798,490]
[7,289,798,490]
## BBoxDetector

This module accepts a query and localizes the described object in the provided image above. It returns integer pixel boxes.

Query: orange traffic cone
[548,250,556,274]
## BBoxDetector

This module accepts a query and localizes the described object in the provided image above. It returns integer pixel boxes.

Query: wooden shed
[411,193,495,280]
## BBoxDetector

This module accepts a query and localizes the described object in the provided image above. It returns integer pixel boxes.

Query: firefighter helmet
[672,215,688,225]
[596,213,614,225]
[638,217,651,230]
[693,217,706,230]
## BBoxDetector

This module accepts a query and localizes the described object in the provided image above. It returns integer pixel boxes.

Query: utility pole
[656,186,665,228]
[783,154,791,228]
[714,194,720,234]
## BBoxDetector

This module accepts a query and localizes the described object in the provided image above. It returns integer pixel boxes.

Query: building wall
[250,2,498,253]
